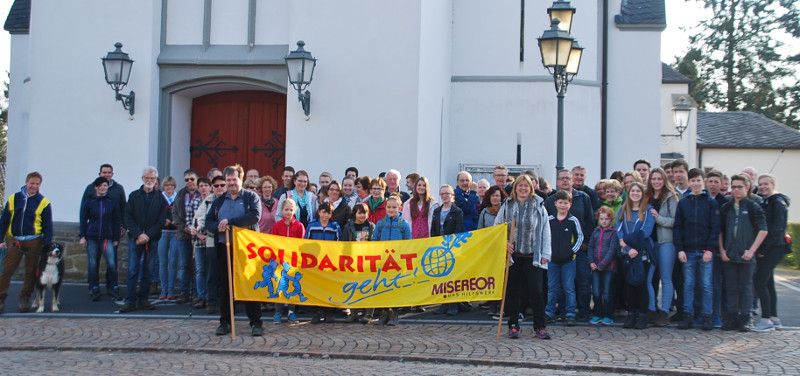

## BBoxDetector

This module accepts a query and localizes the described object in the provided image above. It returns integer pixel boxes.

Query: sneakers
[273,312,282,324]
[18,295,29,312]
[387,310,399,326]
[158,290,167,300]
[566,316,576,327]
[433,306,447,315]
[215,323,231,336]
[737,314,751,332]
[251,324,263,336]
[508,326,520,339]
[175,293,191,304]
[288,312,299,323]
[677,316,693,330]
[634,314,647,330]
[623,313,636,329]
[109,286,120,301]
[701,314,713,331]
[138,301,156,310]
[119,302,136,313]
[90,287,101,301]
[771,318,783,330]
[601,317,614,326]
[721,317,738,331]
[446,307,458,316]
[411,306,426,313]
[653,310,670,326]
[377,309,390,325]
[545,315,556,324]
[589,316,602,325]
[324,312,336,323]
[535,328,551,340]
[751,319,775,332]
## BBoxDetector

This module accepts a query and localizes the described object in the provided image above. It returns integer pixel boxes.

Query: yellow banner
[232,224,507,308]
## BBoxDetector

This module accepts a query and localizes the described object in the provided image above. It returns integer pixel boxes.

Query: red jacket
[271,217,305,239]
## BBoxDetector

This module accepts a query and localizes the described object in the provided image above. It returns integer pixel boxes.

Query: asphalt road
[3,267,799,327]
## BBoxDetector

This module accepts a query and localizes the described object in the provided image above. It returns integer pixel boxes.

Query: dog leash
[8,241,44,258]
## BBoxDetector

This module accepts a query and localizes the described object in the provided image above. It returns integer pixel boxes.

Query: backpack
[376,217,407,240]
[623,254,645,286]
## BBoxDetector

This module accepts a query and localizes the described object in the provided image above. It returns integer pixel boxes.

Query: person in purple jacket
[588,206,619,326]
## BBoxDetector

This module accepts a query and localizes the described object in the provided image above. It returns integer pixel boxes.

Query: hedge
[782,222,800,268]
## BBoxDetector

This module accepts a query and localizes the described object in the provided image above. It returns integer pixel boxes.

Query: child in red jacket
[271,198,305,323]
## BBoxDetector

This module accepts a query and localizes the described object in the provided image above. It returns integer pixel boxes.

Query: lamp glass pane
[566,47,582,75]
[673,108,691,131]
[555,38,572,66]
[539,39,558,66]
[120,60,133,85]
[103,59,122,84]
[286,59,304,84]
[550,10,573,33]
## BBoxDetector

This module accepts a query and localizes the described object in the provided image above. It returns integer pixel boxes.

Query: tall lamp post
[538,2,583,174]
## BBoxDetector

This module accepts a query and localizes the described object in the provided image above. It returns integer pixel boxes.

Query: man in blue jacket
[455,171,481,232]
[120,166,167,313]
[674,168,720,330]
[0,171,53,313]
[205,164,262,336]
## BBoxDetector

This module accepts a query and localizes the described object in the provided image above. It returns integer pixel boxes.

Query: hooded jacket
[79,193,121,241]
[674,191,720,253]
[548,214,583,265]
[759,193,790,254]
[720,197,767,263]
[0,186,53,245]
[588,226,619,272]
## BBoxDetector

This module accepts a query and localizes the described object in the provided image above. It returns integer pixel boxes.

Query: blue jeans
[546,260,576,318]
[195,246,219,303]
[157,230,180,295]
[683,252,713,315]
[655,242,676,312]
[86,238,117,290]
[575,250,591,315]
[591,270,615,318]
[177,239,194,295]
[126,240,158,304]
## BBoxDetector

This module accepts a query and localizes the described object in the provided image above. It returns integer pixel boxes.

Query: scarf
[368,196,385,213]
[262,196,275,211]
[162,190,177,205]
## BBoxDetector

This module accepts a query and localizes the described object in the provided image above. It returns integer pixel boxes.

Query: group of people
[0,159,790,342]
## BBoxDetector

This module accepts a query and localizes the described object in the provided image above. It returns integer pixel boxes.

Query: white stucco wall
[210,0,248,45]
[166,0,203,45]
[5,0,161,221]
[699,148,800,222]
[284,1,423,181]
[660,83,697,166]
[5,33,30,198]
[605,1,662,174]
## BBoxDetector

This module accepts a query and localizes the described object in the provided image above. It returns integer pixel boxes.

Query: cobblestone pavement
[0,350,640,375]
[1,318,798,375]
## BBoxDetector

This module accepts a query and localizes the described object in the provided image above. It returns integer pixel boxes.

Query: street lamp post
[538,3,582,175]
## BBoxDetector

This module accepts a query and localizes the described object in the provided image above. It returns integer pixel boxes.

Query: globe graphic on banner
[421,246,456,277]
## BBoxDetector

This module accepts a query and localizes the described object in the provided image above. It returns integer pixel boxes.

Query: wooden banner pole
[226,229,236,340]
[496,219,516,339]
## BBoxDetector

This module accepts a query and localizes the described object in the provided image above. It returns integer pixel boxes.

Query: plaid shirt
[184,190,202,244]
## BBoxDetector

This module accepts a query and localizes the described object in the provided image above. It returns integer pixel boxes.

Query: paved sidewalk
[1,317,798,375]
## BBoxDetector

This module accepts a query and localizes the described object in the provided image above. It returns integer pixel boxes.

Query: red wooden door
[190,90,286,179]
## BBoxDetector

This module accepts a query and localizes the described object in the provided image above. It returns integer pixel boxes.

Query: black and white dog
[32,242,65,313]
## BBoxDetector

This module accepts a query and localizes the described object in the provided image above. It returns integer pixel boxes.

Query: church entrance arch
[190,90,287,179]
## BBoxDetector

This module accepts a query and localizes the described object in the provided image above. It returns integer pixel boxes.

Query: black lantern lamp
[284,40,317,119]
[547,0,576,33]
[101,42,135,117]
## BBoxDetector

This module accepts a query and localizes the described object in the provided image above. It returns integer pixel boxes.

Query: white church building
[4,0,669,223]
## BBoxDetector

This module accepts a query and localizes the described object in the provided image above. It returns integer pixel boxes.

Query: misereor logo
[232,225,507,308]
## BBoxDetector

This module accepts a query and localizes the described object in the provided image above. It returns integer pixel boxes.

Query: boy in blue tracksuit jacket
[674,168,720,330]
[371,195,411,325]
[305,203,341,324]
[545,190,583,325]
